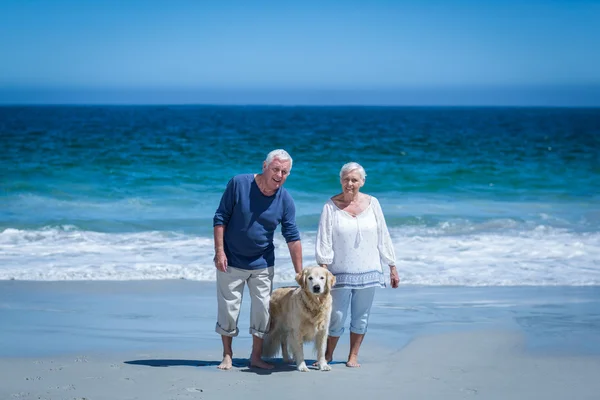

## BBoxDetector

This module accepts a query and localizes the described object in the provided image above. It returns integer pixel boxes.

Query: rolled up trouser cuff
[328,327,344,337]
[249,327,268,338]
[216,323,239,337]
[349,326,368,335]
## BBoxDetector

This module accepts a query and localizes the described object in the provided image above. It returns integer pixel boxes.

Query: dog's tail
[261,329,282,358]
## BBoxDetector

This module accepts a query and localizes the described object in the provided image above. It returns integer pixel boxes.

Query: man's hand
[213,225,227,272]
[214,250,228,272]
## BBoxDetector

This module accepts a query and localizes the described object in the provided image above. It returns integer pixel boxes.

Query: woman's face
[340,170,364,196]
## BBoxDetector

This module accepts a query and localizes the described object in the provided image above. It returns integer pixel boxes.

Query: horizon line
[2,86,599,107]
[1,103,599,109]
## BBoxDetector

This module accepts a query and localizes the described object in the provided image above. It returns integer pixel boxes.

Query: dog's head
[296,266,336,295]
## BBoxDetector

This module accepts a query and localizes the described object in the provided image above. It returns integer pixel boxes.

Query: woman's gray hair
[339,162,366,181]
[265,149,293,170]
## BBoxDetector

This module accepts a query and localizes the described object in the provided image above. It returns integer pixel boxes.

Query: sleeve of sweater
[315,201,334,265]
[372,197,396,266]
[213,177,236,227]
[280,191,301,243]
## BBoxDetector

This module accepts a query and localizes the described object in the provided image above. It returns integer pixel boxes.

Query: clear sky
[1,0,599,105]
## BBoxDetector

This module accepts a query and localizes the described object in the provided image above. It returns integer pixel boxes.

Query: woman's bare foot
[217,354,233,370]
[346,355,361,368]
[249,357,274,370]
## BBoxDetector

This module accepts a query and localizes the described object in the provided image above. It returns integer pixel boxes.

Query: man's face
[262,157,291,192]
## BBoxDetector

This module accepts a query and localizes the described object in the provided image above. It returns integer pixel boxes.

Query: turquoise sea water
[1,106,599,284]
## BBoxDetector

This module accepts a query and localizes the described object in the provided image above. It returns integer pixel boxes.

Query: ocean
[1,106,599,285]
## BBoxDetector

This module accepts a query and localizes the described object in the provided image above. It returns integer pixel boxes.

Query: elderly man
[213,149,303,370]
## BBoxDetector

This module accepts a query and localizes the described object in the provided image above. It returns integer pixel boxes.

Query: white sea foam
[1,223,599,285]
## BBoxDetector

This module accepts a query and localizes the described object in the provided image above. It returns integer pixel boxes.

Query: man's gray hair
[339,162,366,181]
[265,149,293,170]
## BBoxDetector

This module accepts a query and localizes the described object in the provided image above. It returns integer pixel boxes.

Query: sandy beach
[4,330,600,400]
[2,281,600,400]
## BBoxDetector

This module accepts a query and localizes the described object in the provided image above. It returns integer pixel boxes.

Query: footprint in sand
[461,387,479,395]
[49,384,76,391]
[10,393,31,398]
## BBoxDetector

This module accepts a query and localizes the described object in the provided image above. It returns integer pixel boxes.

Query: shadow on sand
[124,358,248,368]
[124,358,346,374]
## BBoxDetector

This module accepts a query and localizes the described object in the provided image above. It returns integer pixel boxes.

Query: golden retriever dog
[262,266,335,372]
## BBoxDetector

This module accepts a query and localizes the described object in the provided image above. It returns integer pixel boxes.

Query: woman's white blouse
[316,196,396,289]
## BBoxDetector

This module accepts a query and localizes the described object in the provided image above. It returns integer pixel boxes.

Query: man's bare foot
[249,357,274,370]
[346,355,361,368]
[217,354,233,370]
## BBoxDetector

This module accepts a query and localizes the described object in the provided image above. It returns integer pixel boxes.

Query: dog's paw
[318,362,331,371]
[297,362,310,372]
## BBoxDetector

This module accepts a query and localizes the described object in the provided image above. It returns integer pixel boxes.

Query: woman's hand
[390,266,399,288]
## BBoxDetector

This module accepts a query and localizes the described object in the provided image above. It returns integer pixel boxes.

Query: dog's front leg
[315,327,331,371]
[290,333,309,372]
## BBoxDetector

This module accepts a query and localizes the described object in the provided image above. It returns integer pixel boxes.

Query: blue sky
[1,0,599,105]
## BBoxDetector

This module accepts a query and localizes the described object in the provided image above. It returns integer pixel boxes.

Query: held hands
[214,250,228,272]
[390,266,400,288]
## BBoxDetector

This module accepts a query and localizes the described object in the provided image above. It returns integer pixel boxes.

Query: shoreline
[2,281,600,357]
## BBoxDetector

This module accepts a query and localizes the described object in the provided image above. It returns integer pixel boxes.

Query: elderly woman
[315,162,399,367]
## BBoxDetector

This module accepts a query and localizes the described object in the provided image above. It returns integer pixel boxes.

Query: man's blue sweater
[213,174,300,270]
